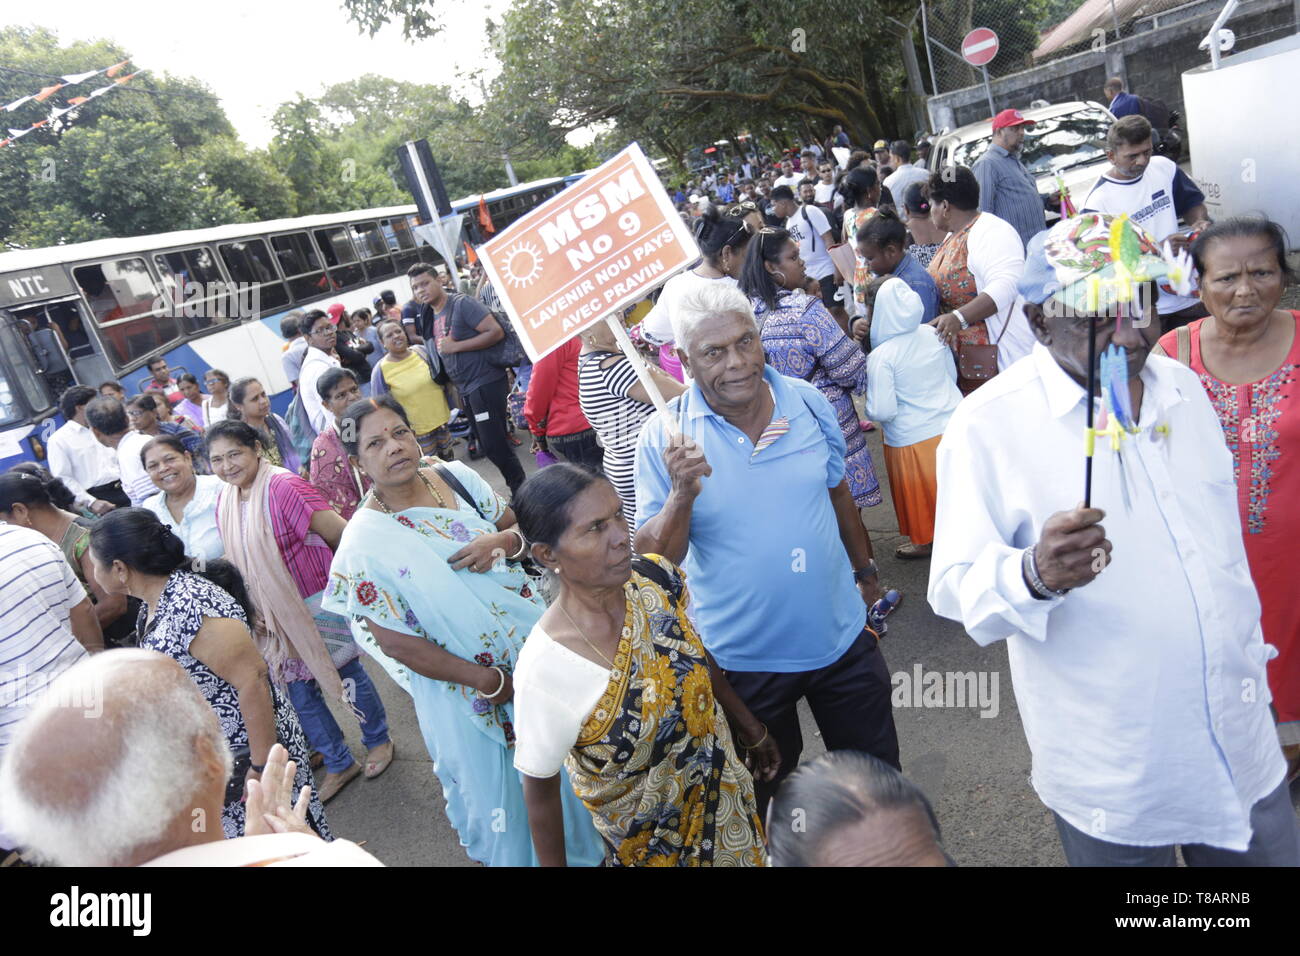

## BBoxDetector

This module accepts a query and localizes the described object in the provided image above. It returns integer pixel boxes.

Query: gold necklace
[373,466,446,514]
[557,602,615,668]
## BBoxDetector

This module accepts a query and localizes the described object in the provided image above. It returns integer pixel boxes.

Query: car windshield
[951,107,1114,179]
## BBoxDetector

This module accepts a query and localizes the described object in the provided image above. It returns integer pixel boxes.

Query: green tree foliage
[344,0,921,158]
[0,27,274,247]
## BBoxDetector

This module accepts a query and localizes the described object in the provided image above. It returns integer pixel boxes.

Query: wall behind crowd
[927,0,1297,131]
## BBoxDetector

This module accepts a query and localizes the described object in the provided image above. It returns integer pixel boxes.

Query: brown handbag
[955,303,1013,396]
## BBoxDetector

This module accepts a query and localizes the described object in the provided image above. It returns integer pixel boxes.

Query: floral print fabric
[564,556,767,867]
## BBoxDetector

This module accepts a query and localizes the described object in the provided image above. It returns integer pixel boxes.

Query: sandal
[318,761,362,803]
[365,740,395,779]
[895,543,932,560]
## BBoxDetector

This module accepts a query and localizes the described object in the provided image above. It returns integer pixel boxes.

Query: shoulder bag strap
[428,460,487,522]
[1175,324,1192,367]
[801,205,816,251]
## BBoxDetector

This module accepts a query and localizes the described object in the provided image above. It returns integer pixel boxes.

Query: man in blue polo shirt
[634,282,900,814]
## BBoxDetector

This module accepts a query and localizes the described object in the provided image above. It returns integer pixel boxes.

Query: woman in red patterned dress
[1155,218,1300,777]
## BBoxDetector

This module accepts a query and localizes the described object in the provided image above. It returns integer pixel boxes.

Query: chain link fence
[917,0,1205,96]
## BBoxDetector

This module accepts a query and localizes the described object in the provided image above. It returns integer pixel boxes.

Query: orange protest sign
[478,143,699,362]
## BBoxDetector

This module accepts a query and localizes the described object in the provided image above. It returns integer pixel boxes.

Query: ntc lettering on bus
[538,171,647,270]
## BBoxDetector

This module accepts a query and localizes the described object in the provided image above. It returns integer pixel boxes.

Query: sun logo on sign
[502,240,543,288]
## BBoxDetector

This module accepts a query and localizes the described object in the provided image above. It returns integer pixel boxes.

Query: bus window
[73,258,183,368]
[0,317,54,424]
[271,232,330,302]
[313,227,364,289]
[384,217,419,271]
[154,246,235,333]
[217,239,290,314]
[349,222,396,282]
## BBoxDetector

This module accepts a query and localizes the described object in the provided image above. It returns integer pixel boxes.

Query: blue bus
[0,174,582,469]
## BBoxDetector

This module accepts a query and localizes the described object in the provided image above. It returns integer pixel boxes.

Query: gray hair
[0,649,232,866]
[673,280,758,354]
[767,750,945,867]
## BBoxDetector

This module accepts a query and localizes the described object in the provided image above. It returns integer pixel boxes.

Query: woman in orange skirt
[864,278,963,558]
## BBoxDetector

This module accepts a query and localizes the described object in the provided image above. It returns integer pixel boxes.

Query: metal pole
[1203,0,1240,69]
[1109,0,1122,39]
[981,66,995,117]
[920,0,940,95]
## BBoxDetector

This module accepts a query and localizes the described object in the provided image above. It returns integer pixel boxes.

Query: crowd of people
[1,104,1297,869]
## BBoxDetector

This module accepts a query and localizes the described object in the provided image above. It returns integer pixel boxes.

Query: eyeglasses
[725,200,758,216]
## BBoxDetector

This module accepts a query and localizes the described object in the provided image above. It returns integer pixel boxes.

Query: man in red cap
[327,302,346,325]
[972,108,1046,250]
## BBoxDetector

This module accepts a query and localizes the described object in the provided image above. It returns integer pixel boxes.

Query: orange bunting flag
[30,119,48,129]
[68,96,88,106]
[34,84,64,102]
[106,60,129,77]
[114,71,140,85]
[463,241,479,264]
[478,196,495,234]
[0,139,10,148]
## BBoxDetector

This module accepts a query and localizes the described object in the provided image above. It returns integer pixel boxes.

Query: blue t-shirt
[634,366,866,672]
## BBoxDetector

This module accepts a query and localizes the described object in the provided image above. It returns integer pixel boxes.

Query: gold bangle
[740,723,768,750]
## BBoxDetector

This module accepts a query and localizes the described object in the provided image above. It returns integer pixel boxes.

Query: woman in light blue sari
[323,396,603,866]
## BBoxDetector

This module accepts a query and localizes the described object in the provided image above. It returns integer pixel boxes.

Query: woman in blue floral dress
[324,397,603,866]
[740,227,881,508]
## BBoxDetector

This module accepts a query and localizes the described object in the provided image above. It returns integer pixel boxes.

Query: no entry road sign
[961,28,1000,67]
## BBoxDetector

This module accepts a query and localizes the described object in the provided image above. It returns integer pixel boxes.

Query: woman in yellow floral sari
[512,464,779,866]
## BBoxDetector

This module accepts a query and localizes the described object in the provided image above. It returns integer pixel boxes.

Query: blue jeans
[286,658,390,774]
[1053,778,1300,866]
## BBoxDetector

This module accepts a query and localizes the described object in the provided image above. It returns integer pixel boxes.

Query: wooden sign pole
[603,313,680,437]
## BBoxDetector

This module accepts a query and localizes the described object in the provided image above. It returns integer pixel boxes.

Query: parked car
[928,100,1117,223]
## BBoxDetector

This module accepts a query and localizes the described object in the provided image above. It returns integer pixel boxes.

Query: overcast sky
[26,0,509,147]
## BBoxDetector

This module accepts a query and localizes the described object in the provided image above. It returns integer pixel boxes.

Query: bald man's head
[767,751,951,867]
[0,649,231,866]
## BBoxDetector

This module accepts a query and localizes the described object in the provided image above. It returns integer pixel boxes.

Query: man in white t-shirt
[1081,114,1212,332]
[84,397,157,506]
[813,161,844,210]
[772,185,848,328]
[773,159,802,191]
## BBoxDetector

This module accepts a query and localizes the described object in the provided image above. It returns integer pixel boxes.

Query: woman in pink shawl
[206,419,394,803]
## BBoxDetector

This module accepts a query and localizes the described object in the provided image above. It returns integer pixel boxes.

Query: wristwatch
[853,559,879,584]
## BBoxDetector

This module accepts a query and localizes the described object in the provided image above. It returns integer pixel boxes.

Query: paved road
[318,409,1298,866]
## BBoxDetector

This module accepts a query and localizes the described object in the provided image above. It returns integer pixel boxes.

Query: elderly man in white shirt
[298,310,342,436]
[46,385,125,513]
[928,214,1298,866]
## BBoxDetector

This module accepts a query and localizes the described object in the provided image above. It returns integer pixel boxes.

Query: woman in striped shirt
[577,320,686,528]
[206,420,394,803]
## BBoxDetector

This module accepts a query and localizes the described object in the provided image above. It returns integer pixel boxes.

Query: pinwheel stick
[1084,319,1097,508]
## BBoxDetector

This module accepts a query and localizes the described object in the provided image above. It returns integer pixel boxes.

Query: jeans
[1052,778,1300,866]
[462,376,526,495]
[286,658,390,773]
[548,428,605,472]
[723,628,900,819]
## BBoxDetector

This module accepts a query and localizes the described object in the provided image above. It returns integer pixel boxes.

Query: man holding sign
[633,282,900,818]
